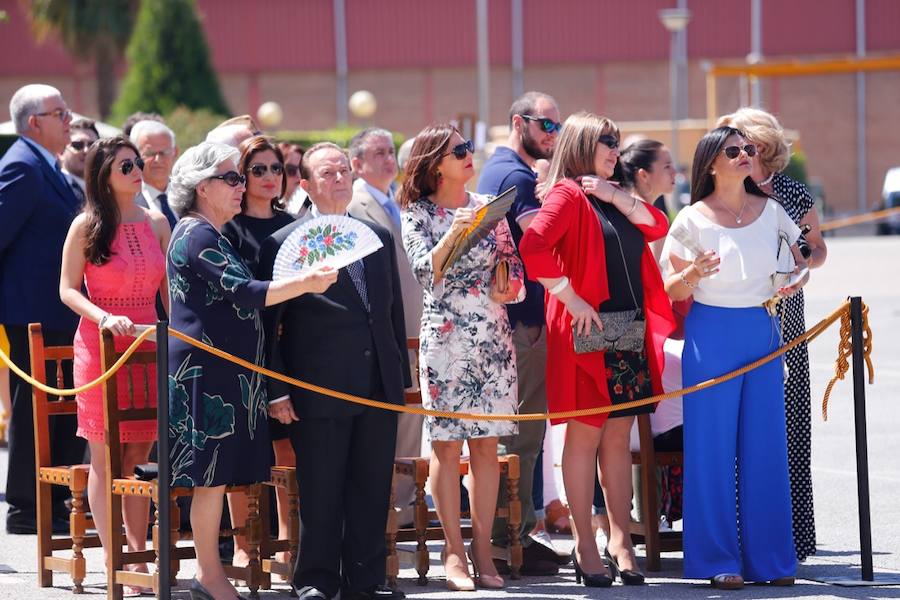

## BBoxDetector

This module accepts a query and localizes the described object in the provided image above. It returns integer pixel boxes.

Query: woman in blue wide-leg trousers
[682,302,797,582]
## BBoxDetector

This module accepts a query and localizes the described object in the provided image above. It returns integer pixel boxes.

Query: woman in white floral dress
[400,124,524,591]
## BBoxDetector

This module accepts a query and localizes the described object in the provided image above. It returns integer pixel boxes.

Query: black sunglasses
[443,139,474,160]
[209,171,246,187]
[522,115,562,134]
[284,164,300,177]
[722,144,757,159]
[69,140,90,152]
[119,157,144,175]
[249,162,284,177]
[598,135,620,150]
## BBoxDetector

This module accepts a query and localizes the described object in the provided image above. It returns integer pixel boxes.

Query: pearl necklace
[756,171,776,187]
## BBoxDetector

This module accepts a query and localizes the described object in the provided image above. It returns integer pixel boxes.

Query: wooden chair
[259,466,300,585]
[386,339,523,586]
[30,323,101,593]
[99,329,284,599]
[628,413,683,572]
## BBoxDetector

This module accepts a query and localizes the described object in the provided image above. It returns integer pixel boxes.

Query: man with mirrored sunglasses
[59,117,99,201]
[477,91,570,576]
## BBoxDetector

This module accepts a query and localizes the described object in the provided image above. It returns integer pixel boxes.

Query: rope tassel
[822,301,875,421]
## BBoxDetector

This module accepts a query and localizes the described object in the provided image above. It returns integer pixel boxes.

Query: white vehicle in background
[878,167,900,235]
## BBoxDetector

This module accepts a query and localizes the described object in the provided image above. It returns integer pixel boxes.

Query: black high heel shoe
[604,547,645,585]
[571,550,613,588]
[189,579,214,600]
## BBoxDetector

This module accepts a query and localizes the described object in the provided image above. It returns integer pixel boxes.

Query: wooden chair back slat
[100,330,156,471]
[28,324,76,468]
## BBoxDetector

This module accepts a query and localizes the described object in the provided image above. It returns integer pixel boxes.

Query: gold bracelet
[624,195,639,217]
[679,270,696,288]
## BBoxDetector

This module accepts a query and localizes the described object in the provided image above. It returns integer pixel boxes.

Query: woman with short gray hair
[166,142,337,599]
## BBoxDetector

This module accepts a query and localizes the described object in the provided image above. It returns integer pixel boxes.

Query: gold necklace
[719,198,748,224]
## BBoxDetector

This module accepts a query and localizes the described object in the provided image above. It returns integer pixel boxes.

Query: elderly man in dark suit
[259,142,409,600]
[0,84,84,534]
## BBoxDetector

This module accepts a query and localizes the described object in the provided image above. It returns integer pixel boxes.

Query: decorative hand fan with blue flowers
[272,215,383,280]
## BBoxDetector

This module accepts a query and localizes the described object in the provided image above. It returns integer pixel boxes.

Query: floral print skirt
[572,349,653,429]
[605,349,654,417]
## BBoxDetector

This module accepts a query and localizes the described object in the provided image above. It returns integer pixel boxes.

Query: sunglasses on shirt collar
[521,115,562,134]
[443,139,474,160]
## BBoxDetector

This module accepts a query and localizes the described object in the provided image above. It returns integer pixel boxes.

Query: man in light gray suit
[130,119,178,227]
[348,128,423,526]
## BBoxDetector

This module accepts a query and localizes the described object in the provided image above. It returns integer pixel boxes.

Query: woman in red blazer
[520,112,674,587]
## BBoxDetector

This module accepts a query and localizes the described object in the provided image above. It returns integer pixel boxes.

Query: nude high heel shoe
[441,546,475,592]
[467,543,504,589]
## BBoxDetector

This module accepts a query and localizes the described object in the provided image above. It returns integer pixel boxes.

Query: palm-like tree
[27,0,138,119]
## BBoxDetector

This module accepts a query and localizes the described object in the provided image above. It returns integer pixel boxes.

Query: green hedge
[784,149,809,186]
[273,126,405,150]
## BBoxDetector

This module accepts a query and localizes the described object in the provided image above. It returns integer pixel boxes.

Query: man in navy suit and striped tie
[0,84,84,534]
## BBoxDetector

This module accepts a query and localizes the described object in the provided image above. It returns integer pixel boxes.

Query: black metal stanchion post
[849,297,874,581]
[156,321,171,600]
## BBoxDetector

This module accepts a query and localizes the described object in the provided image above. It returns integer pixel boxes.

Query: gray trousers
[394,350,424,524]
[492,324,547,547]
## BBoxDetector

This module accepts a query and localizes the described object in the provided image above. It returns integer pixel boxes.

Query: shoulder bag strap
[586,194,641,313]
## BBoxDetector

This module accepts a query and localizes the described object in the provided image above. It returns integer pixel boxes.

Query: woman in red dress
[520,112,674,587]
[60,136,170,595]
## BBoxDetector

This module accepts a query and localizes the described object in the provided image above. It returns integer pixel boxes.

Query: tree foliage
[28,0,138,119]
[163,106,228,150]
[112,0,229,122]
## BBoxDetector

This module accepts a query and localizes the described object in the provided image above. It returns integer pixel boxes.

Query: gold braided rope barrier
[819,205,900,232]
[0,299,873,422]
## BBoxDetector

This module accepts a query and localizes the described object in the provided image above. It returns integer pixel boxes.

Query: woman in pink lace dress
[60,136,170,595]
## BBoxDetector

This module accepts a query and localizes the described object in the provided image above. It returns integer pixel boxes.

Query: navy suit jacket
[258,217,411,419]
[0,138,81,331]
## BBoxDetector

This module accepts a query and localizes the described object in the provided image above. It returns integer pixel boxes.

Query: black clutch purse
[573,310,646,354]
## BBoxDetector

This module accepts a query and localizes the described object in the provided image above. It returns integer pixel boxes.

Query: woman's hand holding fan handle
[293,265,339,294]
[447,207,477,240]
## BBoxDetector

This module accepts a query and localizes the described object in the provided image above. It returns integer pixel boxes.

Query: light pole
[659,7,691,169]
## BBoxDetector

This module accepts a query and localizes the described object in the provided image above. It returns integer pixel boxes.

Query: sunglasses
[284,164,300,177]
[598,135,620,150]
[69,140,90,152]
[722,144,757,159]
[522,115,562,134]
[209,171,246,187]
[442,139,474,160]
[249,162,284,177]
[119,157,145,175]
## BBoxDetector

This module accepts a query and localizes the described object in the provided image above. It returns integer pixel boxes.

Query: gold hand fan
[440,186,517,272]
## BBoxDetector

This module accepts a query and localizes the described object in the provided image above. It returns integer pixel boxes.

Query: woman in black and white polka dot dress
[719,108,828,561]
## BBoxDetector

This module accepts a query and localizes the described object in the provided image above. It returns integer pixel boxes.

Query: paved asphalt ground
[1,236,899,599]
